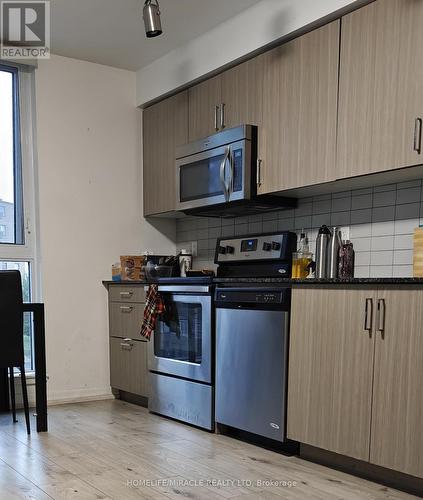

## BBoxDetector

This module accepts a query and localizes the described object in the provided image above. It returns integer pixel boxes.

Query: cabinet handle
[119,291,133,297]
[256,159,262,187]
[120,306,133,313]
[120,340,133,350]
[364,298,373,334]
[220,103,226,130]
[214,105,219,131]
[413,117,422,154]
[377,298,386,339]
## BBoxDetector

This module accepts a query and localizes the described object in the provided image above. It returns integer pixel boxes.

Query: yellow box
[120,256,146,281]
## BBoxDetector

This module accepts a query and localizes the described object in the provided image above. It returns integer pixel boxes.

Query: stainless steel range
[147,283,214,430]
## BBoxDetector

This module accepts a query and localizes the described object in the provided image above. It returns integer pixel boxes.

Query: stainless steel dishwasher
[215,287,290,442]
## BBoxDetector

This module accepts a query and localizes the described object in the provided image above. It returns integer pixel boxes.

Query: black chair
[0,270,30,434]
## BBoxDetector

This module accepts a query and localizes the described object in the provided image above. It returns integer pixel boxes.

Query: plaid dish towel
[140,284,165,340]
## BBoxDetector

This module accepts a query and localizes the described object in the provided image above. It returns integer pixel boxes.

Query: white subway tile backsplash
[371,236,394,251]
[350,224,371,238]
[179,179,423,278]
[355,252,371,266]
[353,237,371,252]
[393,250,413,265]
[352,193,373,210]
[392,265,413,278]
[394,218,420,234]
[396,187,421,204]
[354,266,370,278]
[395,203,420,220]
[370,266,393,278]
[394,234,413,250]
[372,221,395,237]
[370,250,393,266]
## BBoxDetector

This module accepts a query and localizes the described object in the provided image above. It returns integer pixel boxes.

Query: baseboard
[47,392,114,406]
[300,444,423,498]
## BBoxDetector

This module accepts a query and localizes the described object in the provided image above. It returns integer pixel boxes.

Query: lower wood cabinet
[288,285,423,479]
[108,284,149,399]
[109,337,148,397]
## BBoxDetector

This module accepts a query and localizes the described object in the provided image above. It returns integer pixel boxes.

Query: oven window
[154,301,202,364]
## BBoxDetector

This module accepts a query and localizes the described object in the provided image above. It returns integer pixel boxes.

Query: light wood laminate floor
[0,399,419,500]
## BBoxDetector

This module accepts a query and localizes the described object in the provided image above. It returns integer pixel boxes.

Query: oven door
[176,139,251,212]
[148,286,212,384]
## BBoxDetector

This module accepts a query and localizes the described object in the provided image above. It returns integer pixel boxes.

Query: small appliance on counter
[315,225,354,279]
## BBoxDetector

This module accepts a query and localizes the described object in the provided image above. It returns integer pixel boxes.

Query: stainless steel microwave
[175,125,295,217]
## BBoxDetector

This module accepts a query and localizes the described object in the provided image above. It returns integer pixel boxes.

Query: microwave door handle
[220,146,230,202]
[228,146,234,197]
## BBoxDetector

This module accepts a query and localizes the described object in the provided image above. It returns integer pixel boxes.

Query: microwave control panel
[215,232,296,263]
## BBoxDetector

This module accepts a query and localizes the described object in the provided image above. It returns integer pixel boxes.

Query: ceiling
[49,0,258,71]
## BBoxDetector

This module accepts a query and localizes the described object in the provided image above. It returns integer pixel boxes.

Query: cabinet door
[221,56,264,131]
[337,0,423,178]
[288,286,376,461]
[188,75,221,142]
[110,337,149,397]
[370,288,423,478]
[143,91,188,216]
[259,21,339,194]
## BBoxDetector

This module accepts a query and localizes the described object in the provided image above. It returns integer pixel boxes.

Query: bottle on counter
[315,225,331,278]
[339,240,355,278]
[292,231,313,279]
[327,227,342,279]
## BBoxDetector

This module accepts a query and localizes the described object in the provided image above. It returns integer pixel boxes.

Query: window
[0,65,23,245]
[0,62,39,371]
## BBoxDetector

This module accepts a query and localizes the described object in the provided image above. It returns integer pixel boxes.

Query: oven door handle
[220,146,231,202]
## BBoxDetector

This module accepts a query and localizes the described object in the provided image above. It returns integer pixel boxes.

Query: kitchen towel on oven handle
[140,284,165,340]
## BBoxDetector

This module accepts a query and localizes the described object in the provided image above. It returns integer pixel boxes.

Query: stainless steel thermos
[315,225,331,278]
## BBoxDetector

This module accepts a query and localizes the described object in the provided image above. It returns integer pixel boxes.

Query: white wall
[35,55,175,404]
[136,0,361,106]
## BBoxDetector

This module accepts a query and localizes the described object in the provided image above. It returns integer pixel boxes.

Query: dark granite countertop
[213,277,423,285]
[103,277,423,287]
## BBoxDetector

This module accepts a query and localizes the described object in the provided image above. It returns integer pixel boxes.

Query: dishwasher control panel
[215,288,291,308]
[215,231,297,264]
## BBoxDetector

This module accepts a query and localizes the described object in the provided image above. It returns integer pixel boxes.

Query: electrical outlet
[191,241,198,257]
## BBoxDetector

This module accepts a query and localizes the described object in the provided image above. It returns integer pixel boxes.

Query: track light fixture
[143,0,163,38]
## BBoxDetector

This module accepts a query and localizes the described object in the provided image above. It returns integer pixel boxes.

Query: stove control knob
[225,245,235,254]
[218,246,227,255]
[262,242,272,251]
[272,241,281,251]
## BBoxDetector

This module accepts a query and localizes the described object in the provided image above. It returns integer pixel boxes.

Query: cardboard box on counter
[120,256,147,281]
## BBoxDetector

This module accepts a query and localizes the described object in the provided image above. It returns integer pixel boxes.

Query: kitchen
[1,0,423,499]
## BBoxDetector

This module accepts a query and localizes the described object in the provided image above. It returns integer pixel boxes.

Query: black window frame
[0,63,24,245]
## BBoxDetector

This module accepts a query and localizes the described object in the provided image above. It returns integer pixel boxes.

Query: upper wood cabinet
[288,286,375,461]
[143,91,188,216]
[220,56,264,131]
[288,285,423,479]
[258,21,340,194]
[370,288,423,478]
[188,75,222,142]
[337,0,423,178]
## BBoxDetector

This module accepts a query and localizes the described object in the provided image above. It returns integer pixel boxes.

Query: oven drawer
[109,337,149,397]
[109,285,146,303]
[109,302,144,340]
